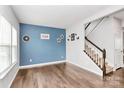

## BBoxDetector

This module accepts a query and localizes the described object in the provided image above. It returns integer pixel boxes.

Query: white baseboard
[8,68,19,88]
[67,61,103,76]
[20,60,66,69]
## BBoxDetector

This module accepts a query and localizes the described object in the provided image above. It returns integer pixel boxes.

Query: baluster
[90,48,92,58]
[87,46,89,54]
[92,50,95,60]
[94,54,97,62]
[101,58,103,69]
[98,57,100,66]
[96,54,98,64]
[99,58,102,68]
[91,50,94,59]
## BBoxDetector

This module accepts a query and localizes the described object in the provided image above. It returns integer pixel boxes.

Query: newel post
[103,49,106,80]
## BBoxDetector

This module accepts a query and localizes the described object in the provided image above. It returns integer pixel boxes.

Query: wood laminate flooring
[11,63,124,88]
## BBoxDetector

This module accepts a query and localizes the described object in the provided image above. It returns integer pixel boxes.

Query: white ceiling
[113,9,124,20]
[11,5,110,29]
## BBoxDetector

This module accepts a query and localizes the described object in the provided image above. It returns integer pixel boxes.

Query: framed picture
[40,33,50,40]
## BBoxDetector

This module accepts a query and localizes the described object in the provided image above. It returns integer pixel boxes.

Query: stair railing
[85,22,91,30]
[85,37,106,79]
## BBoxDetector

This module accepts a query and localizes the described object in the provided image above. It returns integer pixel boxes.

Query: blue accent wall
[20,23,66,66]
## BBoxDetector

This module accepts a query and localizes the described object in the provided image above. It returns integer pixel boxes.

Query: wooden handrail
[85,22,91,30]
[85,37,103,52]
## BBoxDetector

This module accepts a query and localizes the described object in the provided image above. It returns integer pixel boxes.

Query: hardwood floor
[11,63,124,88]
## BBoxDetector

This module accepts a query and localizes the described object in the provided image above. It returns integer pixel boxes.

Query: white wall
[0,5,19,88]
[66,21,103,76]
[85,19,100,36]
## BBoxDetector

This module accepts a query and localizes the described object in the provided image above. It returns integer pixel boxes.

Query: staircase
[84,17,113,79]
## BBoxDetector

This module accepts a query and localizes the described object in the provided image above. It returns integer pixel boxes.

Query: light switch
[29,58,32,62]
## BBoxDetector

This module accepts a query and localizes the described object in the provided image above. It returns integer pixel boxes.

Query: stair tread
[105,64,113,74]
[105,64,112,69]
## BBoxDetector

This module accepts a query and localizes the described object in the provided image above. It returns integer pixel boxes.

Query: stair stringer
[81,51,103,76]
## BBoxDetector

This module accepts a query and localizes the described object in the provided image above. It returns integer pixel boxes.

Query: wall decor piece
[77,36,79,40]
[71,33,76,41]
[40,33,50,40]
[67,33,79,41]
[22,35,30,42]
[57,34,64,44]
[67,39,70,41]
[60,34,64,40]
[57,38,61,43]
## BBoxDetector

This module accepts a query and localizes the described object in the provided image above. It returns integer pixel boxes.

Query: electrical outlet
[29,58,32,62]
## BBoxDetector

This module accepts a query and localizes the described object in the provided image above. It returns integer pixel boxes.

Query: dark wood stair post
[103,49,106,80]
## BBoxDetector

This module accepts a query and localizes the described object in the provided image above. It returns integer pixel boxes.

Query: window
[12,27,17,64]
[0,15,17,75]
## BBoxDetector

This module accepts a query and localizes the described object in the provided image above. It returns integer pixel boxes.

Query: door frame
[121,30,124,67]
[114,28,124,71]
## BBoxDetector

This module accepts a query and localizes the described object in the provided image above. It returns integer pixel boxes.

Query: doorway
[114,28,124,70]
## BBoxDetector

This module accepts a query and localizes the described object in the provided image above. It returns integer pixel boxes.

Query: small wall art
[22,35,30,42]
[67,33,79,41]
[57,34,64,44]
[40,33,50,40]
